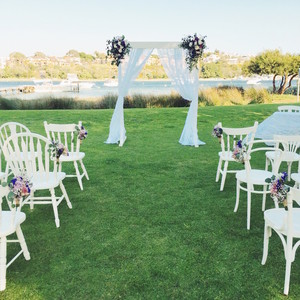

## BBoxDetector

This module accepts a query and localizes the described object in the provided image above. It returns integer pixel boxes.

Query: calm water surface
[0,80,296,100]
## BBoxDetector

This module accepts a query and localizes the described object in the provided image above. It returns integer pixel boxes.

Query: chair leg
[284,259,292,295]
[287,162,292,181]
[60,182,72,209]
[261,223,271,265]
[234,179,240,212]
[80,160,89,180]
[220,161,228,191]
[30,191,34,210]
[74,161,83,190]
[0,237,7,291]
[16,226,30,260]
[50,188,60,228]
[247,188,252,230]
[262,185,267,211]
[216,158,222,182]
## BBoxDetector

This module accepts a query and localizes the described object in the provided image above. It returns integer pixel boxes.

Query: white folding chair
[0,185,30,291]
[2,133,72,228]
[278,105,300,113]
[265,135,300,181]
[44,121,89,191]
[262,187,300,295]
[235,140,283,230]
[215,121,258,191]
[0,122,31,181]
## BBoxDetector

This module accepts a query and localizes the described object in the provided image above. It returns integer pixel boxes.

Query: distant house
[203,54,220,63]
[0,57,7,69]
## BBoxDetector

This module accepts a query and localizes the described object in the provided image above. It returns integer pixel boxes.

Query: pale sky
[0,0,299,57]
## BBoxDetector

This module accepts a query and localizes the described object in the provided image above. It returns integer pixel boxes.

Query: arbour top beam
[129,42,180,49]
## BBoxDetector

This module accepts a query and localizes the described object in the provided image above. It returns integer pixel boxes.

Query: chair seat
[31,172,66,190]
[59,152,85,162]
[218,151,236,161]
[291,173,300,183]
[236,169,274,185]
[264,208,300,238]
[0,211,26,237]
[266,151,300,163]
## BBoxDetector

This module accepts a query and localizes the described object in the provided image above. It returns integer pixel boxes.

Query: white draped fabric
[158,48,205,146]
[106,48,153,145]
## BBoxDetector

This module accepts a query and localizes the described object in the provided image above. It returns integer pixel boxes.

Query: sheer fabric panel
[106,48,153,146]
[158,48,204,146]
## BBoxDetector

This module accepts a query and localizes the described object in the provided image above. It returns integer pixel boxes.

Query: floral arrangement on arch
[212,124,223,143]
[106,35,131,66]
[232,140,247,164]
[48,140,69,163]
[3,174,32,207]
[265,172,290,208]
[75,125,88,143]
[179,33,206,71]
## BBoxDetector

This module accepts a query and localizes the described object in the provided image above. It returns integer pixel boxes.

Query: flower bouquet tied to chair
[180,33,206,71]
[212,124,223,143]
[265,172,290,208]
[48,141,69,163]
[4,173,32,207]
[232,140,247,164]
[106,35,131,66]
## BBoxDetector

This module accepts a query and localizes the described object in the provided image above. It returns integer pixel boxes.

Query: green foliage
[245,88,271,104]
[245,50,300,94]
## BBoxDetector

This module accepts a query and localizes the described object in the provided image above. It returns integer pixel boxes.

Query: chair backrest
[273,135,300,153]
[278,106,300,113]
[218,121,258,154]
[2,132,56,179]
[0,122,31,148]
[244,139,283,175]
[44,121,81,154]
[0,122,31,173]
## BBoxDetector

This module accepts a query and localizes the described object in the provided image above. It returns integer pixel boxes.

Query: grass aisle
[1,104,299,299]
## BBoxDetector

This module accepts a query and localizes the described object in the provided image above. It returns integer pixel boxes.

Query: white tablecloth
[255,112,300,140]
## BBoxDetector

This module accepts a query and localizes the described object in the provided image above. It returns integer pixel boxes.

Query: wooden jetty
[0,86,35,94]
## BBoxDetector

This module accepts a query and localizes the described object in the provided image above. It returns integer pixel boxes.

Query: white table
[255,112,300,140]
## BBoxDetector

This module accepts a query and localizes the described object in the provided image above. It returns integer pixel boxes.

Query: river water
[0,79,297,100]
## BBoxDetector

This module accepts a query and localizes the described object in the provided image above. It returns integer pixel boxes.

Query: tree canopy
[244,50,300,94]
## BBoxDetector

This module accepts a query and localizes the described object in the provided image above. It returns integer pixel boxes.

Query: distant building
[0,57,7,69]
[203,54,220,63]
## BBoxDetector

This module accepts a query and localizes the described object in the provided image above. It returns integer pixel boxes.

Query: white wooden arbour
[105,41,205,147]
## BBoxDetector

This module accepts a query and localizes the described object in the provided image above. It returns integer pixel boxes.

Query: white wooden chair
[278,105,300,113]
[2,133,72,228]
[265,135,300,181]
[0,185,30,291]
[262,187,300,295]
[0,122,31,181]
[235,140,283,230]
[44,121,89,191]
[215,121,258,191]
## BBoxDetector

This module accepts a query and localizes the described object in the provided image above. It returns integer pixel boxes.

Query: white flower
[198,39,202,45]
[119,49,122,53]
[114,44,117,49]
[194,41,198,46]
[195,45,199,50]
[189,42,193,47]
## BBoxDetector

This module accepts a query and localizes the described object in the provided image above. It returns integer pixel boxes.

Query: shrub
[245,88,271,104]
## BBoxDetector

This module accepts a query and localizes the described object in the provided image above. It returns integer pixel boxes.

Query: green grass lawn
[1,104,300,299]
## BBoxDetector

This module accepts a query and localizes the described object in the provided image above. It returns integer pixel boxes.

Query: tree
[244,50,300,94]
[34,51,47,58]
[66,50,80,57]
